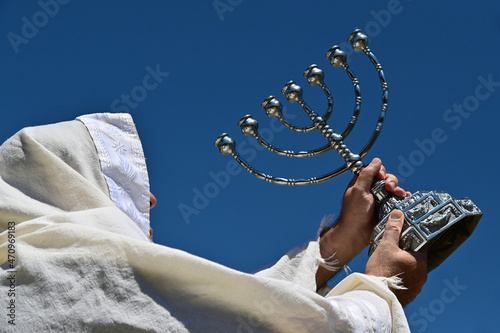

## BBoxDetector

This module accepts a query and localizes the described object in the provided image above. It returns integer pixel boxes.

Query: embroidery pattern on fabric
[77,113,151,236]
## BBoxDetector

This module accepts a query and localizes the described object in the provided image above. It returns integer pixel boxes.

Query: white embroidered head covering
[77,113,151,237]
[0,112,151,239]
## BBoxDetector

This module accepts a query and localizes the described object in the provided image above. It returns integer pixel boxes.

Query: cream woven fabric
[0,114,409,332]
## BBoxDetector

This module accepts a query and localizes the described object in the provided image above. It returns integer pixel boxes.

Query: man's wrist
[316,222,365,289]
[333,215,370,254]
[319,221,364,265]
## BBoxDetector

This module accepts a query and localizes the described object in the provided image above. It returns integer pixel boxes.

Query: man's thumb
[382,210,405,244]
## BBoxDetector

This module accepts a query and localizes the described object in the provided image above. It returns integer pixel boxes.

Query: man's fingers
[384,173,409,197]
[357,158,382,189]
[384,174,398,191]
[378,164,387,180]
[382,210,405,245]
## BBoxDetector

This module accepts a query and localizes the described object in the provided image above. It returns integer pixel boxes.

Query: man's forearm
[316,220,367,288]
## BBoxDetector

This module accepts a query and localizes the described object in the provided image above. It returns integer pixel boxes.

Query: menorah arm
[358,118,384,159]
[261,82,333,134]
[276,85,391,202]
[255,134,334,158]
[215,133,350,185]
[339,66,362,139]
[268,62,363,139]
[215,133,390,200]
[347,30,389,159]
[238,114,335,158]
[233,153,349,185]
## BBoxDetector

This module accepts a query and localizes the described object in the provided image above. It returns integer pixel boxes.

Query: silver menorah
[215,30,482,272]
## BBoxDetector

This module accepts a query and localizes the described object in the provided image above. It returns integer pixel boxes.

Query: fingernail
[390,210,403,219]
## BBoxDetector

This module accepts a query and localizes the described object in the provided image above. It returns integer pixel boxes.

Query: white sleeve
[254,240,321,291]
[326,273,411,333]
[254,237,410,332]
[327,290,392,332]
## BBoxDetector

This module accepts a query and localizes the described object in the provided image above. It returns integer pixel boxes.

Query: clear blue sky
[0,1,498,332]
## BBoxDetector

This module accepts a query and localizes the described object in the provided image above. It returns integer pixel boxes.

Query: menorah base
[368,190,482,272]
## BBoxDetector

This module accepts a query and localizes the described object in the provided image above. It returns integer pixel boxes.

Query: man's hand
[336,158,409,252]
[316,158,409,288]
[365,210,428,306]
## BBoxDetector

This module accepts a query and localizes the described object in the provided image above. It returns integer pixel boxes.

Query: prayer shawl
[0,113,410,332]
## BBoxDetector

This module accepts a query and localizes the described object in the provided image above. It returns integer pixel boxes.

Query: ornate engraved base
[368,191,482,272]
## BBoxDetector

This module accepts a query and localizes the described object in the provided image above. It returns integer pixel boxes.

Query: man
[0,113,426,332]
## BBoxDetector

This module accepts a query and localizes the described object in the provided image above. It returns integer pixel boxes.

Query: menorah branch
[215,29,387,185]
[237,114,333,157]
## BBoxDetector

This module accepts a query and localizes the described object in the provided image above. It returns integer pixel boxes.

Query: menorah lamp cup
[214,29,482,272]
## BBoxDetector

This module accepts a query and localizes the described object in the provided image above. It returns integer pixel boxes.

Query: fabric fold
[0,113,410,332]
